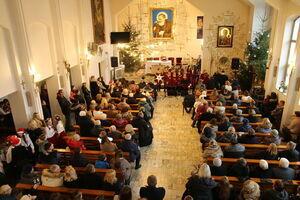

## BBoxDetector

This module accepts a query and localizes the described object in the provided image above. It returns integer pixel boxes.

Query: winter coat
[184,176,216,200]
[41,169,64,187]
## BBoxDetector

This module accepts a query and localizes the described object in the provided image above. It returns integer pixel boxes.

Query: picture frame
[197,16,204,39]
[217,26,234,48]
[91,0,105,44]
[150,8,174,40]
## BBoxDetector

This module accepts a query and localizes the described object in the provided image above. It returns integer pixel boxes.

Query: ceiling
[291,0,300,5]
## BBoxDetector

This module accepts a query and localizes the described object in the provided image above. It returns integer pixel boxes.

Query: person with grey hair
[209,158,227,176]
[278,141,299,162]
[79,164,104,190]
[197,107,216,133]
[263,129,281,145]
[250,159,272,178]
[224,137,245,158]
[78,110,94,137]
[120,134,142,169]
[139,175,165,200]
[230,109,244,123]
[107,125,122,139]
[272,158,295,180]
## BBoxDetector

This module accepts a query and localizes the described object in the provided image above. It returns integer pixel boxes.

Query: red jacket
[67,139,86,150]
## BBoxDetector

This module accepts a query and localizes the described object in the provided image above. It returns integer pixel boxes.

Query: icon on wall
[91,0,105,44]
[217,26,234,48]
[150,8,174,40]
[197,16,204,39]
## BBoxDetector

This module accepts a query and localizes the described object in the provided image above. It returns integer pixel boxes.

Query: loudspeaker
[111,57,118,68]
[231,58,240,70]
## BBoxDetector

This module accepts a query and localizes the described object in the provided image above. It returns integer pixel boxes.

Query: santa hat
[16,128,26,135]
[6,135,21,146]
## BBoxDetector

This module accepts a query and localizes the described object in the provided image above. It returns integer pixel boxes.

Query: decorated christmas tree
[119,20,142,72]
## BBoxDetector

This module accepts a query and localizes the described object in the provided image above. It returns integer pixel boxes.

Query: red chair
[176,57,182,66]
[153,57,160,60]
[168,57,175,65]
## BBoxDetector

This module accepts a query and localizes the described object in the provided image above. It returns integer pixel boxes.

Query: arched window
[284,17,300,87]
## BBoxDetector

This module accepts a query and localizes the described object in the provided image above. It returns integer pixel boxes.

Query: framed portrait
[150,8,174,40]
[197,16,204,39]
[217,26,234,48]
[91,0,105,44]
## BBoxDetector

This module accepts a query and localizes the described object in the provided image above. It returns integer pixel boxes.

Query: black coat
[272,167,295,180]
[70,153,89,167]
[64,179,80,188]
[250,166,272,178]
[184,176,216,200]
[228,163,249,180]
[210,166,227,176]
[79,173,104,190]
[132,117,153,147]
[238,135,259,144]
[278,150,300,162]
[261,189,289,200]
[255,151,278,160]
[57,96,71,115]
[78,116,94,137]
[140,186,166,200]
[90,81,99,99]
[103,181,123,194]
[38,151,58,165]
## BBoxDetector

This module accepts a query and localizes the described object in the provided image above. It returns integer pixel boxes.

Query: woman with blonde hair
[100,98,109,109]
[238,180,260,200]
[63,165,79,188]
[103,169,122,194]
[183,163,216,200]
[256,118,272,133]
[256,143,278,160]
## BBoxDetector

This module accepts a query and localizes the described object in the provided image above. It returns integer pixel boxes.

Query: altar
[145,60,172,74]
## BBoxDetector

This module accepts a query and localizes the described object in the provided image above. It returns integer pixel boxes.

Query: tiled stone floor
[130,94,202,199]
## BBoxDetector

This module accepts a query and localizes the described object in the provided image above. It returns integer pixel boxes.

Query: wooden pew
[101,109,139,115]
[207,158,300,168]
[215,131,270,138]
[200,121,262,130]
[223,113,262,117]
[63,136,124,150]
[55,149,130,163]
[212,176,300,193]
[210,105,247,110]
[35,164,124,182]
[16,183,114,200]
[73,125,139,135]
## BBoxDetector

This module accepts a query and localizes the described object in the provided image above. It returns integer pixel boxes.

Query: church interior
[1,0,300,199]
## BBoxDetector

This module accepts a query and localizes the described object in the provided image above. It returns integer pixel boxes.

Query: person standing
[140,175,165,200]
[56,89,72,131]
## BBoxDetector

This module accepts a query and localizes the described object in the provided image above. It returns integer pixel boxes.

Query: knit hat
[7,135,21,146]
[0,185,11,194]
[125,134,132,140]
[213,158,222,167]
[270,129,279,137]
[125,124,134,133]
[79,111,86,117]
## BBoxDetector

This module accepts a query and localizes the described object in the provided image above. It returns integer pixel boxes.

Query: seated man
[210,158,227,176]
[228,158,249,180]
[183,90,195,113]
[250,159,272,178]
[120,134,142,169]
[272,158,295,180]
[79,164,104,190]
[78,111,94,137]
[223,137,245,158]
[139,175,165,200]
[278,141,299,162]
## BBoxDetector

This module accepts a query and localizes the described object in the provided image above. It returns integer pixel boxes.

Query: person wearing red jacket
[66,134,86,150]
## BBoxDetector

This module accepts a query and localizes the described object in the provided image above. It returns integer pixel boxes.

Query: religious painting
[150,8,174,39]
[217,26,234,48]
[91,0,105,44]
[197,16,204,39]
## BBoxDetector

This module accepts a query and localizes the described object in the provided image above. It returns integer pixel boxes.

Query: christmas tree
[119,20,142,72]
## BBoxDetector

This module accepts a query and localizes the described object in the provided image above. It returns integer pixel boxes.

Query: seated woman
[230,109,244,123]
[236,118,252,132]
[103,169,123,194]
[228,158,249,180]
[63,165,80,188]
[209,90,219,100]
[221,89,232,100]
[214,101,225,114]
[197,107,216,133]
[183,163,216,200]
[232,95,242,106]
[241,91,252,105]
[255,143,278,160]
[41,164,64,187]
[263,129,281,145]
[113,114,128,131]
[248,109,258,123]
[250,159,272,179]
[217,126,236,143]
[120,107,133,121]
[66,134,86,150]
[238,128,259,144]
[231,103,238,115]
[238,180,260,200]
[203,139,223,158]
[100,136,118,152]
[223,137,245,158]
[200,127,217,151]
[202,118,218,133]
[224,81,232,92]
[218,117,232,131]
[256,118,272,133]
